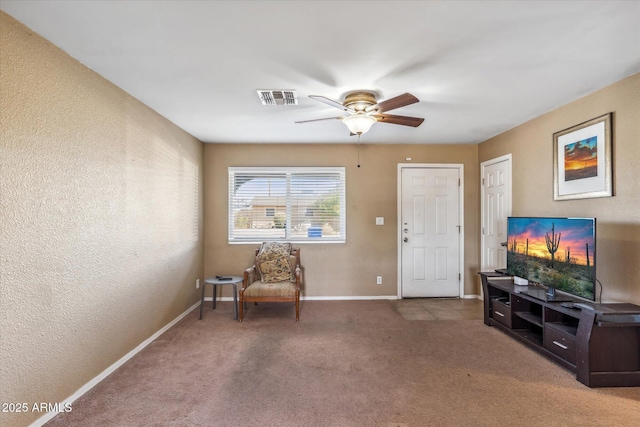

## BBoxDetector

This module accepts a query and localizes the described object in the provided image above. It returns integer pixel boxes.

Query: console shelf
[514,311,543,327]
[513,328,544,347]
[479,272,640,388]
[545,321,578,336]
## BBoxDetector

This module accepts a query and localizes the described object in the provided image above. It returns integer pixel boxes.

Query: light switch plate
[375,217,384,225]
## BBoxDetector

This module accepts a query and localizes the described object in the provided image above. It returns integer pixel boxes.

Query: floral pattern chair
[239,242,301,321]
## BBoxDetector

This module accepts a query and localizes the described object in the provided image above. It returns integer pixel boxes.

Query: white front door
[400,166,461,298]
[481,155,512,273]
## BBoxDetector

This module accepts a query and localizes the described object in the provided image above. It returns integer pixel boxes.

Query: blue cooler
[307,226,322,237]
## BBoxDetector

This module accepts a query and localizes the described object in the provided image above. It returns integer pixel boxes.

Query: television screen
[506,217,596,301]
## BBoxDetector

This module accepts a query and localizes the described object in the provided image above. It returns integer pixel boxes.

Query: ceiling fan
[295,91,424,135]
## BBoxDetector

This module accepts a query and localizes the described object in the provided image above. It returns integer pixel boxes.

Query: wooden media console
[479,272,640,387]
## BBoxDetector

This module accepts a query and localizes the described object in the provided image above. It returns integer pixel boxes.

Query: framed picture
[553,113,613,201]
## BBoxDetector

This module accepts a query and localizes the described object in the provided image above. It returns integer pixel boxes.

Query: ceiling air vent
[257,89,298,106]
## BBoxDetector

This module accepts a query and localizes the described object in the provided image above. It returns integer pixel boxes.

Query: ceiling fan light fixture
[342,114,377,135]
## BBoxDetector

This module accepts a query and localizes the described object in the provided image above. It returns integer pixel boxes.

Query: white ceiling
[2,1,639,144]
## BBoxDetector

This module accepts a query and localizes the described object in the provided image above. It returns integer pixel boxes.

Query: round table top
[204,276,243,284]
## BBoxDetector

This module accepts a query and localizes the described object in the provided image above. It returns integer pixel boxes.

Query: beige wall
[0,12,204,427]
[479,73,640,304]
[204,143,479,298]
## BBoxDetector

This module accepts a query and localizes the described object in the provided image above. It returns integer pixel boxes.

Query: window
[229,167,346,243]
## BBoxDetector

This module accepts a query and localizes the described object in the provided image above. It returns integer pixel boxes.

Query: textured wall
[0,12,203,427]
[479,73,640,304]
[204,143,479,299]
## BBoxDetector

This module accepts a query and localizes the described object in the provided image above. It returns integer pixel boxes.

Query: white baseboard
[29,301,201,427]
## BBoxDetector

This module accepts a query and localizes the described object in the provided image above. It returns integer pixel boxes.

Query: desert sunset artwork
[564,136,598,181]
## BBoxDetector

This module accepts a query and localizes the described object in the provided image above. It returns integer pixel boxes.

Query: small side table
[200,276,243,320]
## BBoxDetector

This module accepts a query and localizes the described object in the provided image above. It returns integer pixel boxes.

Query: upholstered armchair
[239,242,301,321]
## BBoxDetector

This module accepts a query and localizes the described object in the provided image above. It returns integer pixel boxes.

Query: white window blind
[228,167,346,243]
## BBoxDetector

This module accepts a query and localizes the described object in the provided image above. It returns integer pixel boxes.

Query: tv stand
[479,272,640,387]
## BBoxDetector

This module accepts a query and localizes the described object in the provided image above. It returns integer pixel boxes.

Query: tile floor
[391,297,484,320]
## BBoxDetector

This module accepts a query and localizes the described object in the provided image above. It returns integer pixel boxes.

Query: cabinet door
[491,300,512,328]
[545,325,577,365]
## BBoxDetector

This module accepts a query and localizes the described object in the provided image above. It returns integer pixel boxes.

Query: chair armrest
[243,265,256,290]
[294,265,302,289]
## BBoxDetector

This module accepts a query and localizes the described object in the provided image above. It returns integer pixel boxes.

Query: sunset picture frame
[553,113,613,201]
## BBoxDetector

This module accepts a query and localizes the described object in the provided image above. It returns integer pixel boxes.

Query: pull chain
[357,134,361,168]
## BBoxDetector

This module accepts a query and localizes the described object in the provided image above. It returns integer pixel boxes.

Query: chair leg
[239,294,244,322]
[295,297,300,322]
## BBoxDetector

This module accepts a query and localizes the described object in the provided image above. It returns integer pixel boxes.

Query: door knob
[403,237,408,243]
[500,242,508,247]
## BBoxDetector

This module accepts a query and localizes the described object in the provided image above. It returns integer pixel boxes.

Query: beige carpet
[47,300,640,427]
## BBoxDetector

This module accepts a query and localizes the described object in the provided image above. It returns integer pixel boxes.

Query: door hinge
[482,178,485,185]
[459,273,461,281]
[458,178,461,186]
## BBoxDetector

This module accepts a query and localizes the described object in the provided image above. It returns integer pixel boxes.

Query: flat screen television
[506,217,596,301]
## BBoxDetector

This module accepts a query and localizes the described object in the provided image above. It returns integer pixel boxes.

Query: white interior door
[400,166,461,298]
[481,155,512,273]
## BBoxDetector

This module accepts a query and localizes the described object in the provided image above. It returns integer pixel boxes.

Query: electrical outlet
[376,276,382,285]
[196,278,200,289]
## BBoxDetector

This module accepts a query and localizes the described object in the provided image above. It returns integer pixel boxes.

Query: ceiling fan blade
[372,114,424,127]
[366,93,419,113]
[309,95,356,114]
[295,116,344,124]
